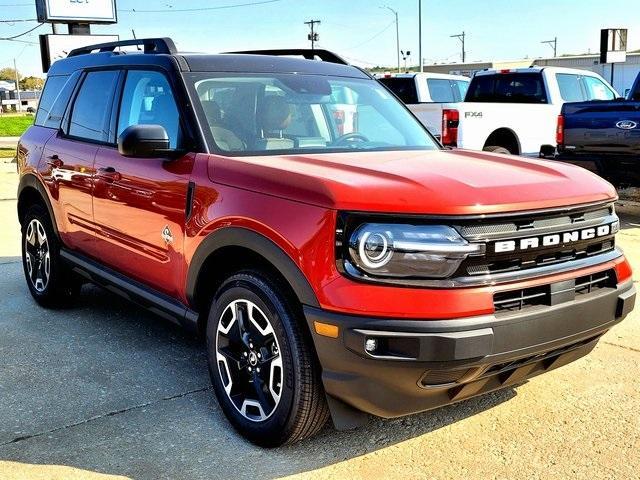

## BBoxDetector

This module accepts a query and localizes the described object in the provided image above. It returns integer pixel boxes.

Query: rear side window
[452,80,469,100]
[378,77,419,104]
[427,79,455,102]
[34,73,79,129]
[556,74,584,102]
[426,78,468,102]
[68,71,119,143]
[556,74,617,102]
[466,73,547,103]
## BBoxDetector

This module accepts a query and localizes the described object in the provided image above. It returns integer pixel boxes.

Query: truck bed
[560,100,640,156]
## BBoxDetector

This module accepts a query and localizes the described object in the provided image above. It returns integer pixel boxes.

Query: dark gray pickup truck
[555,73,640,186]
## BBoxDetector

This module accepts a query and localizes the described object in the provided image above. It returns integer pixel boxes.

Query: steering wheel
[333,132,370,146]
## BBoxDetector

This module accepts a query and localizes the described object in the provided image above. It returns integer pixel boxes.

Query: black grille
[465,239,615,276]
[455,203,617,278]
[493,269,616,313]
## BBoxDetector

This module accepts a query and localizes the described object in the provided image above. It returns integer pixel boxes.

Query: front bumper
[305,279,635,419]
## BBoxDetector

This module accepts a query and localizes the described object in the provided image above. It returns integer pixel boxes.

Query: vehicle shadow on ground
[0,267,519,480]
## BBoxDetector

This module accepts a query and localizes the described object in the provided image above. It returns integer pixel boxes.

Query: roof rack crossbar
[223,49,349,65]
[67,38,177,58]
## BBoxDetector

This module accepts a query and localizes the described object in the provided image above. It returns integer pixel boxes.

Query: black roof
[48,38,369,79]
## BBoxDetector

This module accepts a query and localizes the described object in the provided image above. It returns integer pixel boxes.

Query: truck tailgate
[562,101,640,155]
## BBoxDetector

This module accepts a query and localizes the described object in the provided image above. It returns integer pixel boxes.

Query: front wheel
[21,204,81,307]
[206,271,329,446]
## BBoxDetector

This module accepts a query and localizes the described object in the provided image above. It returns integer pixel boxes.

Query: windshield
[187,73,438,155]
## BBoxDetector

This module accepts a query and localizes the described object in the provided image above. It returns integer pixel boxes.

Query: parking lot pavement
[0,168,638,479]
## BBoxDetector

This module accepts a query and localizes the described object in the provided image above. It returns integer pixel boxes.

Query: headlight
[345,223,484,279]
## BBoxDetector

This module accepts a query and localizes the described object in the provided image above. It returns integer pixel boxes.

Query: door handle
[96,166,122,183]
[46,155,63,168]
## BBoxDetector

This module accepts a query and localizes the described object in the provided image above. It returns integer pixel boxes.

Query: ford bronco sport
[17,38,635,446]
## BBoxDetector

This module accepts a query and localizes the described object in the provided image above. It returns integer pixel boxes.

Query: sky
[1,0,640,77]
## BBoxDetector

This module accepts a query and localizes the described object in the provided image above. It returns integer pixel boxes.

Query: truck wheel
[206,270,329,446]
[21,204,81,307]
[483,145,512,155]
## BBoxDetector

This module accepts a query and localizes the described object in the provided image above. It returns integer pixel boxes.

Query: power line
[118,0,282,13]
[343,20,395,51]
[0,18,37,23]
[0,22,43,41]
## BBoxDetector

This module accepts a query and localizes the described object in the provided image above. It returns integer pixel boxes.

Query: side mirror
[117,124,172,158]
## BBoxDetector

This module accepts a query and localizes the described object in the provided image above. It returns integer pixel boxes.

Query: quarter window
[68,71,119,143]
[35,73,80,129]
[117,70,182,149]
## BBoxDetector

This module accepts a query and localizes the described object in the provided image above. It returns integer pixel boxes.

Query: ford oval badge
[616,120,638,130]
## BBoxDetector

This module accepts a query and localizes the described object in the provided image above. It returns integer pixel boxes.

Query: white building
[422,52,640,97]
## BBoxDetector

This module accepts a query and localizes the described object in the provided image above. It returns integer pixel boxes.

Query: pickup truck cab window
[583,75,616,101]
[426,78,468,103]
[556,73,617,102]
[68,70,119,143]
[378,76,419,104]
[466,72,548,104]
[117,70,182,149]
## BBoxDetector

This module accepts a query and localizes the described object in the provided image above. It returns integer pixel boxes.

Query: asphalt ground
[0,160,638,480]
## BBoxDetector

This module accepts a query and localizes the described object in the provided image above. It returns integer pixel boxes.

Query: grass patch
[0,115,34,137]
[0,148,16,159]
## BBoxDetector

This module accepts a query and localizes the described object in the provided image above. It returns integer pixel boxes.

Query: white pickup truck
[440,66,619,156]
[378,72,470,138]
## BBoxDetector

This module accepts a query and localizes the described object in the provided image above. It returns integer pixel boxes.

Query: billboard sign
[36,0,117,24]
[600,28,628,64]
[39,34,119,72]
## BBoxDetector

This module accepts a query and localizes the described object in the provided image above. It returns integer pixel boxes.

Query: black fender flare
[17,173,60,239]
[185,227,320,308]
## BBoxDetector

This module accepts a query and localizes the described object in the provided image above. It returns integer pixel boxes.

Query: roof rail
[224,48,349,65]
[67,38,177,58]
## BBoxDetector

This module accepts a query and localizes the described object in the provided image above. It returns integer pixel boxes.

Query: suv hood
[208,149,616,215]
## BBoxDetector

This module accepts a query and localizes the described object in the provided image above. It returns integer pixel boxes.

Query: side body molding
[186,227,321,308]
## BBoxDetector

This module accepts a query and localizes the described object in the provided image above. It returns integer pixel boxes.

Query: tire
[206,270,329,446]
[483,145,512,155]
[21,204,81,307]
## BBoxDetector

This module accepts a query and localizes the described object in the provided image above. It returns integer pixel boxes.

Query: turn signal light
[314,321,339,338]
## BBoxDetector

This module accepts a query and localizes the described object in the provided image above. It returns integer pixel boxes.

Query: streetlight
[381,5,400,73]
[401,50,411,72]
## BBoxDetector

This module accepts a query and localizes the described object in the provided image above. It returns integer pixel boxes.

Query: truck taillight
[556,114,564,145]
[442,109,459,146]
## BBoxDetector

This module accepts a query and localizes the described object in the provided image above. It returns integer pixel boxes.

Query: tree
[20,76,45,91]
[0,67,20,82]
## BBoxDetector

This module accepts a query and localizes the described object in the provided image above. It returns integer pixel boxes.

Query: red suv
[17,38,635,446]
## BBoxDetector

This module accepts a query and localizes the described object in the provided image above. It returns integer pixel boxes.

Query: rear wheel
[206,270,329,446]
[21,205,81,307]
[483,145,512,155]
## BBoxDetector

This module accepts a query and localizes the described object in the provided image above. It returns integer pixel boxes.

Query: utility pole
[418,0,423,72]
[541,36,557,57]
[304,20,321,51]
[382,6,400,73]
[13,58,21,113]
[450,31,466,63]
